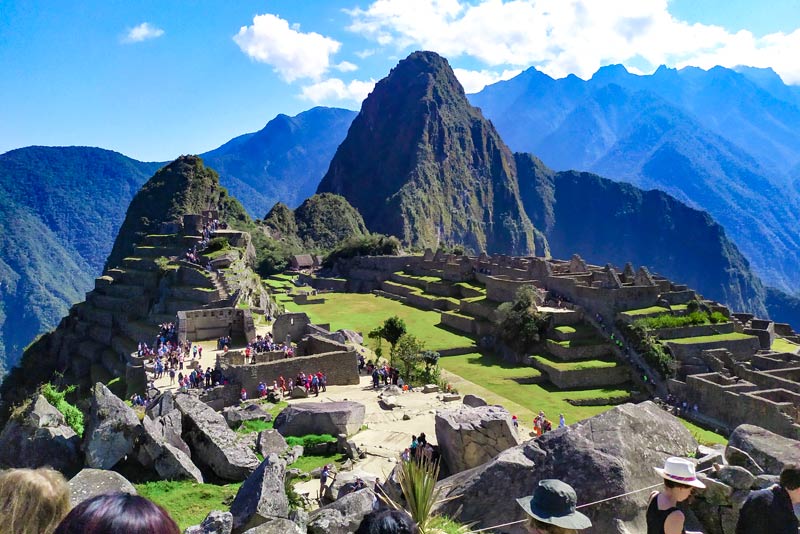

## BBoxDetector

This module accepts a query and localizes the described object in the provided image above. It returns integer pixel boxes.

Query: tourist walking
[647,457,705,534]
[516,479,592,533]
[736,465,800,534]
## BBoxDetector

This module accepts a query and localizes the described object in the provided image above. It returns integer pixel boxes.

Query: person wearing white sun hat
[647,457,706,534]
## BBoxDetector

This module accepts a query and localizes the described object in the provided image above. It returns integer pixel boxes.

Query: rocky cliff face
[317,51,538,256]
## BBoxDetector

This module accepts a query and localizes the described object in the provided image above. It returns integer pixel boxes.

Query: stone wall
[545,340,613,361]
[297,335,347,357]
[652,322,735,340]
[272,313,311,344]
[666,337,761,363]
[534,362,630,389]
[176,308,255,343]
[222,351,359,401]
[485,277,536,303]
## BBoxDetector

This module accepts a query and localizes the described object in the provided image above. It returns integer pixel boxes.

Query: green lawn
[454,281,486,293]
[531,353,619,371]
[667,332,756,344]
[136,481,241,530]
[772,337,800,354]
[282,293,474,351]
[682,420,728,446]
[619,306,670,317]
[438,352,630,422]
[394,271,442,283]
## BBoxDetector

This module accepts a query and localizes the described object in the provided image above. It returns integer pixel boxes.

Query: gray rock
[289,509,309,532]
[379,396,401,410]
[308,489,374,534]
[691,498,723,534]
[175,393,259,481]
[274,402,365,437]
[337,329,364,345]
[138,413,203,482]
[698,474,733,506]
[147,390,176,419]
[382,385,403,397]
[230,454,289,532]
[696,450,725,473]
[727,424,800,475]
[69,468,136,506]
[0,394,82,475]
[224,403,272,429]
[720,506,738,534]
[462,394,488,407]
[241,518,304,534]
[83,383,143,470]
[752,474,780,489]
[717,465,756,490]
[422,384,439,393]
[256,430,288,457]
[290,387,309,399]
[324,470,378,502]
[435,404,520,474]
[725,446,765,475]
[436,401,698,534]
[441,393,461,402]
[184,510,233,534]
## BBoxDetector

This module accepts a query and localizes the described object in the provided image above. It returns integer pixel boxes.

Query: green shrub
[619,323,676,379]
[41,382,84,436]
[204,236,230,253]
[709,311,727,324]
[633,310,729,330]
[323,233,401,267]
[285,434,337,448]
[495,286,550,353]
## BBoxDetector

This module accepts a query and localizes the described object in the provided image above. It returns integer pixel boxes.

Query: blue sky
[1,0,798,162]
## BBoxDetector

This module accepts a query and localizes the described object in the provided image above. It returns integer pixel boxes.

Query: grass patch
[394,271,442,283]
[772,337,800,354]
[285,434,337,448]
[681,420,727,446]
[237,419,273,433]
[438,352,629,422]
[428,516,469,534]
[289,453,347,473]
[554,326,576,334]
[135,481,241,531]
[531,354,619,371]
[454,281,486,292]
[620,306,670,317]
[633,311,727,330]
[282,293,474,351]
[547,337,606,348]
[666,332,756,344]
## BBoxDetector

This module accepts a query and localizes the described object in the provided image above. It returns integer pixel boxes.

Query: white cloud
[335,61,359,72]
[300,78,376,104]
[347,0,800,85]
[355,48,378,58]
[233,14,341,82]
[122,22,164,44]
[453,68,522,93]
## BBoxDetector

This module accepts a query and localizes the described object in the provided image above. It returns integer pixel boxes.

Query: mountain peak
[317,51,538,255]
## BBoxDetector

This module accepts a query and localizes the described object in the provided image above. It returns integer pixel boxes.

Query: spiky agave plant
[397,458,440,532]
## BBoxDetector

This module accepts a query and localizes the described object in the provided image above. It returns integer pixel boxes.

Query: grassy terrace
[547,337,607,348]
[554,324,598,337]
[282,292,474,351]
[136,481,241,530]
[384,281,461,305]
[619,306,670,317]
[394,270,442,283]
[439,352,629,422]
[531,354,619,371]
[666,332,756,344]
[454,281,486,293]
[772,337,800,354]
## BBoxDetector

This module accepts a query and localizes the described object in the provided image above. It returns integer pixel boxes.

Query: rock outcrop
[726,424,800,475]
[274,402,365,437]
[435,404,520,474]
[69,468,136,506]
[139,415,203,483]
[224,403,272,429]
[307,489,374,534]
[240,518,304,534]
[175,393,259,481]
[83,383,142,470]
[0,394,82,474]
[436,401,697,534]
[230,454,289,532]
[256,430,289,457]
[184,511,234,534]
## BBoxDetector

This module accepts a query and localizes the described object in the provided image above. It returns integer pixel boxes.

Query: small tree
[495,285,549,354]
[372,316,407,364]
[394,333,425,381]
[367,327,384,360]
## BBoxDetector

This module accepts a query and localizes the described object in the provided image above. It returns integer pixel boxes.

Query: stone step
[77,303,114,328]
[121,319,158,344]
[94,276,114,290]
[90,293,149,316]
[98,283,146,299]
[169,285,221,304]
[551,323,600,342]
[165,299,207,314]
[123,256,159,272]
[134,245,185,258]
[111,334,139,357]
[118,268,160,288]
[76,339,106,364]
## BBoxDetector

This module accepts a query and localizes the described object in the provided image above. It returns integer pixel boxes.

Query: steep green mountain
[0,147,160,370]
[765,287,800,331]
[516,154,768,315]
[317,50,768,317]
[470,66,800,296]
[202,107,357,216]
[317,51,539,256]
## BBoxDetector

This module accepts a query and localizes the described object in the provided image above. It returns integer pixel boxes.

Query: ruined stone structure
[176,308,256,344]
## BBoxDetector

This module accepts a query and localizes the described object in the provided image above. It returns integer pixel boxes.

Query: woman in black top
[647,457,705,534]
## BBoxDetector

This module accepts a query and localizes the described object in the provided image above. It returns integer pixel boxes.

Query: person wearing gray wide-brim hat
[516,479,592,533]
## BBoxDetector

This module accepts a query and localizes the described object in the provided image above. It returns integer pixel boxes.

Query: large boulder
[256,430,289,457]
[83,383,143,469]
[436,401,697,534]
[230,454,289,532]
[224,403,272,429]
[241,519,304,534]
[175,393,260,481]
[139,415,203,483]
[0,394,82,475]
[184,511,233,534]
[435,404,520,474]
[324,469,379,502]
[69,468,136,506]
[274,402,365,437]
[147,390,176,419]
[726,424,800,475]
[307,489,374,534]
[462,394,488,408]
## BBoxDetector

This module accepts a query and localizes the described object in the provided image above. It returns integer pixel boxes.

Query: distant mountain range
[4,61,800,374]
[469,64,800,295]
